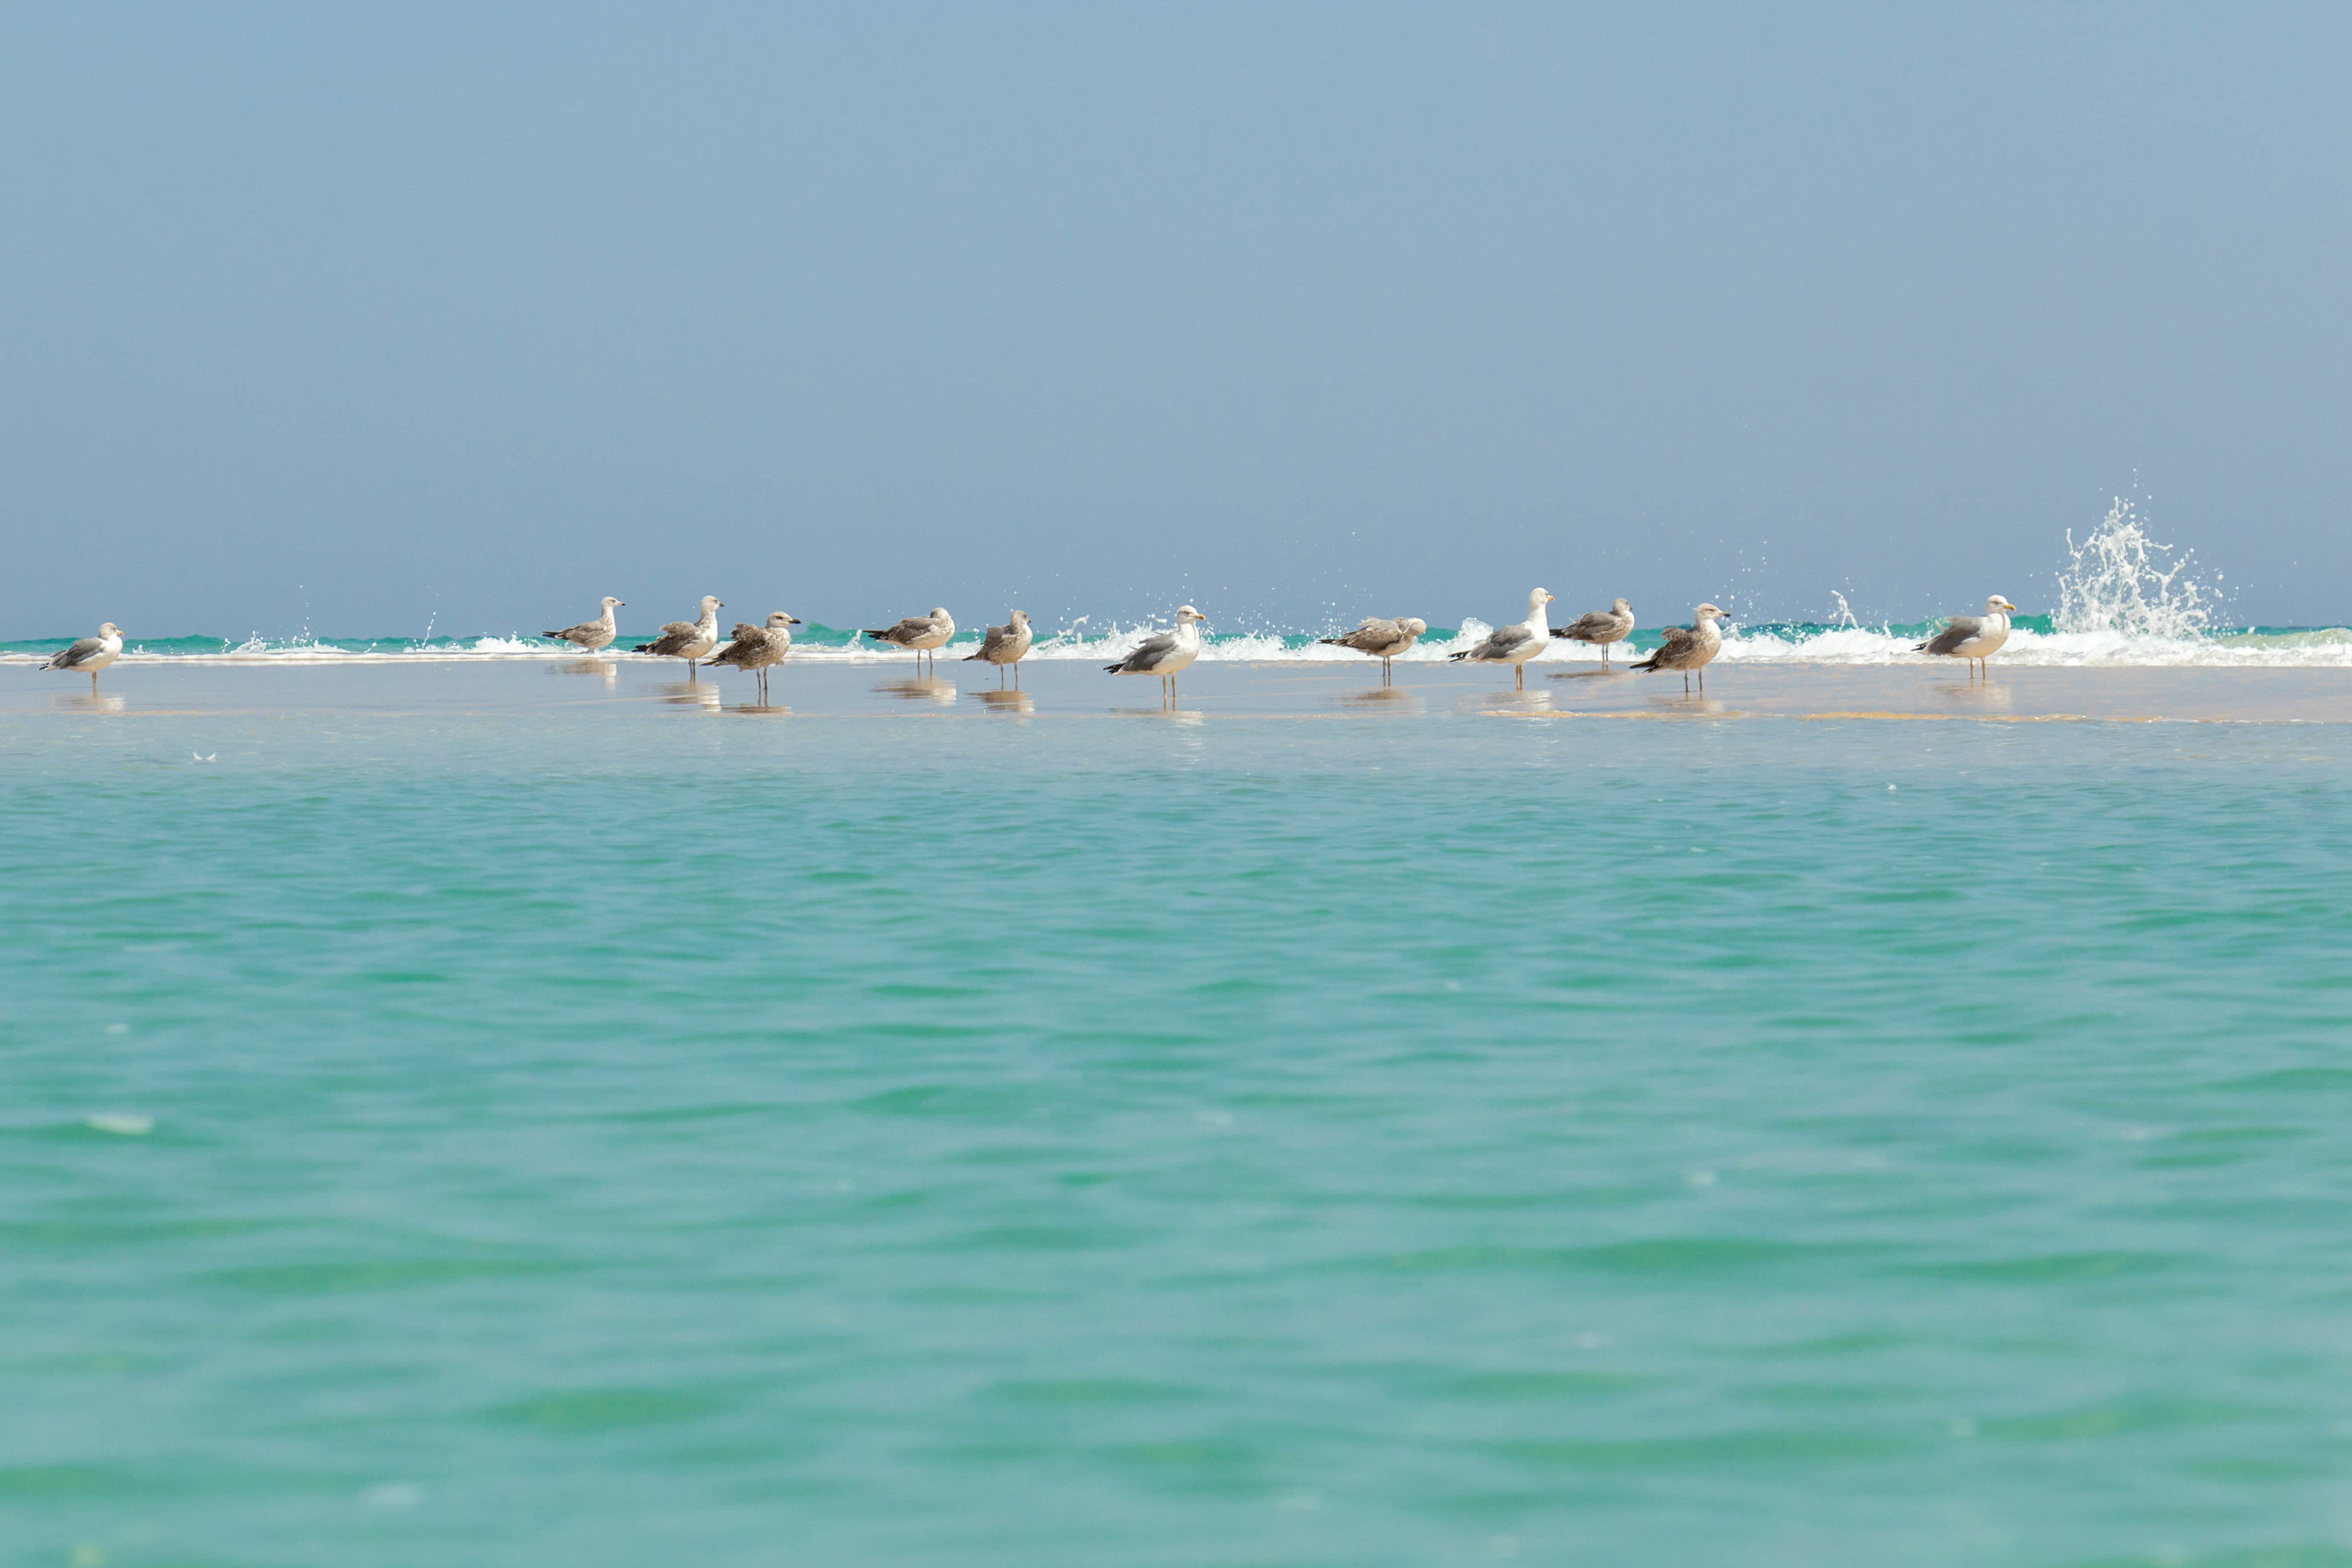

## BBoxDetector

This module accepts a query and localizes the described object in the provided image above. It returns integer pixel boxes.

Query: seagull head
[702,596,723,611]
[1175,605,1205,625]
[1694,603,1726,623]
[1612,598,1632,614]
[601,597,624,610]
[1402,617,1428,636]
[930,607,951,621]
[768,612,800,627]
[1987,594,2018,615]
[99,622,121,636]
[1529,588,1554,607]
[1010,610,1031,628]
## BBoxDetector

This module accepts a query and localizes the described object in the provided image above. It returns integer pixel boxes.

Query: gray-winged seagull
[1552,598,1635,666]
[543,597,625,653]
[1448,588,1554,689]
[1917,595,2019,679]
[41,624,124,693]
[963,610,1034,688]
[1105,606,1206,704]
[635,595,725,679]
[1320,616,1427,685]
[864,607,955,671]
[709,611,800,704]
[1631,603,1727,692]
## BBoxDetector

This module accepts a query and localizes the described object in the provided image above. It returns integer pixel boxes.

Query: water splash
[2055,496,2220,639]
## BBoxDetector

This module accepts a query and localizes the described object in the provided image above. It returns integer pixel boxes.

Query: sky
[3,3,2347,639]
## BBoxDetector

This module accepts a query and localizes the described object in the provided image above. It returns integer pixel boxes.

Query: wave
[2,500,2335,669]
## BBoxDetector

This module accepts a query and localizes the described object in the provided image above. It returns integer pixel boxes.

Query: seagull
[41,624,123,693]
[543,597,625,653]
[1319,616,1428,685]
[708,612,800,704]
[634,595,724,679]
[1631,603,1727,693]
[864,607,955,671]
[1917,595,2020,680]
[963,610,1034,687]
[1552,598,1636,666]
[1105,606,1208,704]
[1448,589,1554,689]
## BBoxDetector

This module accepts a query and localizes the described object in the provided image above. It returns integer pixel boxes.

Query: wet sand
[9,657,2352,725]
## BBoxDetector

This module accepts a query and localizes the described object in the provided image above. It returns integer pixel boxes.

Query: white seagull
[1319,616,1428,685]
[1631,603,1727,693]
[42,624,125,692]
[864,607,956,671]
[634,595,724,679]
[708,611,800,704]
[1105,606,1208,703]
[963,610,1034,688]
[543,597,625,653]
[1917,595,2020,680]
[1448,589,1554,689]
[1552,598,1636,666]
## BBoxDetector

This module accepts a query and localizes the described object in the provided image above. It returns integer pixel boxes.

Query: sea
[8,509,2352,1566]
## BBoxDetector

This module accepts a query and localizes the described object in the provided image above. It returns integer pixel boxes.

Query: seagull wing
[44,637,105,671]
[1918,616,1984,655]
[1110,631,1179,672]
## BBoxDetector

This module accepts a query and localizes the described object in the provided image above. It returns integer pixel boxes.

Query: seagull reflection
[662,683,721,711]
[977,688,1035,715]
[56,692,126,714]
[1344,686,1415,706]
[879,677,957,706]
[559,659,618,684]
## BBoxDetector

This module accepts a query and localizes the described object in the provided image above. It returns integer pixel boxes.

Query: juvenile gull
[635,595,724,679]
[708,611,800,704]
[542,597,625,653]
[1104,606,1207,703]
[864,607,955,671]
[41,623,123,693]
[1319,615,1427,686]
[1552,598,1635,666]
[1448,588,1554,690]
[962,610,1034,688]
[1631,603,1727,693]
[1917,594,2019,680]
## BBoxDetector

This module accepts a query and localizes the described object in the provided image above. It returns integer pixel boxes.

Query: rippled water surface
[7,667,2352,1566]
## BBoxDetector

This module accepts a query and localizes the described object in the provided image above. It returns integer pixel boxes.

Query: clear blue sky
[3,3,2346,637]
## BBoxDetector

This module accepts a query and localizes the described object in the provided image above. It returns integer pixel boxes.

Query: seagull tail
[1447,649,1474,662]
[1630,652,1662,672]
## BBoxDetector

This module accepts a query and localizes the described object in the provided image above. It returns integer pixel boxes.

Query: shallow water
[7,664,2352,1566]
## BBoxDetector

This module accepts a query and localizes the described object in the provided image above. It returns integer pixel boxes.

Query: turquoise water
[8,676,2352,1565]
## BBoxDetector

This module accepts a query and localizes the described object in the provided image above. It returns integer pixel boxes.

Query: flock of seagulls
[34,589,2024,699]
